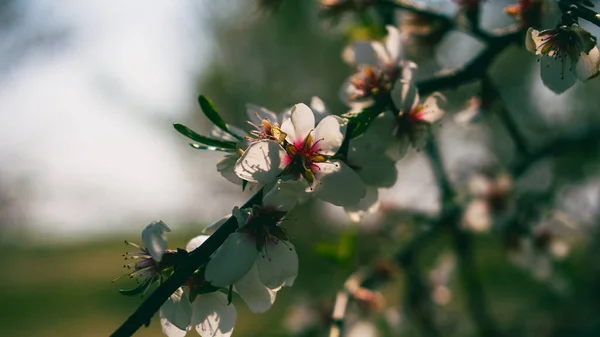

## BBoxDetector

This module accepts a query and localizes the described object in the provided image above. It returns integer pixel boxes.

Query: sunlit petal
[312,116,347,156]
[160,288,192,337]
[141,221,170,262]
[233,263,277,313]
[281,103,315,146]
[234,140,286,184]
[192,292,236,337]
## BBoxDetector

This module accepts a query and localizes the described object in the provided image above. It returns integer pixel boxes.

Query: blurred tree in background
[1,1,600,337]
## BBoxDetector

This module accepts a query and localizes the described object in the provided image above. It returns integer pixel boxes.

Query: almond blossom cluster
[114,25,449,337]
[113,2,600,334]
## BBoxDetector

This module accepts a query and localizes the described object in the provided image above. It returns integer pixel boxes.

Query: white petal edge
[385,25,403,65]
[314,160,367,206]
[203,214,231,235]
[186,235,210,252]
[257,240,299,289]
[233,263,277,313]
[160,288,192,337]
[234,140,286,184]
[205,232,258,287]
[312,115,347,156]
[310,96,330,124]
[192,292,237,337]
[574,47,600,81]
[217,154,243,185]
[141,221,170,262]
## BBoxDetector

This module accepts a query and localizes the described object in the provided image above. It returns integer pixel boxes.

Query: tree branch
[111,190,264,337]
[558,0,600,27]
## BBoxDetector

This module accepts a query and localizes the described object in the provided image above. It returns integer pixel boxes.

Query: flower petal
[192,292,237,337]
[525,27,541,54]
[203,214,231,235]
[310,96,330,124]
[391,79,419,116]
[233,263,277,313]
[371,41,389,65]
[246,104,279,126]
[257,240,299,289]
[342,41,378,66]
[312,115,347,156]
[281,103,315,146]
[141,220,170,262]
[418,92,445,123]
[384,25,403,65]
[205,232,258,287]
[539,55,577,94]
[234,140,286,184]
[314,160,367,206]
[262,178,309,211]
[186,235,210,252]
[352,151,398,188]
[160,288,192,337]
[217,154,243,185]
[575,47,600,81]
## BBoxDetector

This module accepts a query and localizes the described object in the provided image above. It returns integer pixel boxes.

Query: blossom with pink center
[234,103,366,206]
[390,62,445,158]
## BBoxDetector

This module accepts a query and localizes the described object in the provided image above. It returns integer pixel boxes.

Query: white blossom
[391,63,445,158]
[526,25,600,93]
[235,103,366,206]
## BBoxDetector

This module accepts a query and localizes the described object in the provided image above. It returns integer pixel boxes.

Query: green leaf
[198,95,229,133]
[173,123,237,149]
[342,104,385,139]
[313,230,357,266]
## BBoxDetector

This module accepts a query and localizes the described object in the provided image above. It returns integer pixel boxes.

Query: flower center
[349,66,391,101]
[247,119,287,143]
[239,206,288,251]
[283,133,328,186]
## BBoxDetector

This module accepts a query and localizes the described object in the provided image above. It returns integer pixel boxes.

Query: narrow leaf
[198,95,229,133]
[174,123,237,149]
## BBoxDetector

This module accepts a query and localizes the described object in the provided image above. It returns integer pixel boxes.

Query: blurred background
[1,0,599,336]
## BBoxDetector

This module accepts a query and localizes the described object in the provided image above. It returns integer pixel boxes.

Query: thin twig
[558,0,600,27]
[416,26,523,96]
[481,75,530,156]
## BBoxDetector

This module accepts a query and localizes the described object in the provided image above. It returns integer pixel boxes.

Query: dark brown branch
[558,0,600,27]
[512,125,600,176]
[416,26,524,96]
[481,75,530,156]
[379,0,454,28]
[111,190,264,337]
